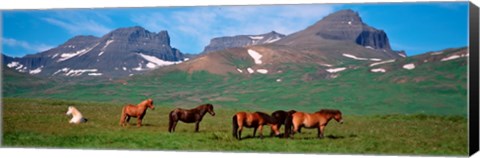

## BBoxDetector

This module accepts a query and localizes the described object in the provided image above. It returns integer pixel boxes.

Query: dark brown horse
[168,103,215,132]
[119,99,155,127]
[270,110,299,136]
[232,111,280,140]
[285,109,343,139]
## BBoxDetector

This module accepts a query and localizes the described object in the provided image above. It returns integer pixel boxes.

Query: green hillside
[2,47,468,116]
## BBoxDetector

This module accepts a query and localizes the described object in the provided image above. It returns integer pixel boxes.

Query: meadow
[2,98,468,156]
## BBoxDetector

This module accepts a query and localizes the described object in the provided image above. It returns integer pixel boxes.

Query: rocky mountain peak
[202,31,286,53]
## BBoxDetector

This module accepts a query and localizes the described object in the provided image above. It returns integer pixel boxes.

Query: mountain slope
[3,26,186,78]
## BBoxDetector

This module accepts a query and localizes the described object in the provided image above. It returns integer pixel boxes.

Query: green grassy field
[2,98,468,156]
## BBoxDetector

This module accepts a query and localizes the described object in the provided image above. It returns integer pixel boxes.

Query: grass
[2,98,468,156]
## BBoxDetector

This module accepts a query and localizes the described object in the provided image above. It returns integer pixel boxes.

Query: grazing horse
[119,99,154,127]
[168,103,215,132]
[285,109,343,139]
[270,110,299,136]
[232,111,280,140]
[66,106,88,124]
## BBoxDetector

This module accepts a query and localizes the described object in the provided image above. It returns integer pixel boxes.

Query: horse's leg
[318,125,325,139]
[238,126,243,140]
[195,121,200,132]
[137,116,144,127]
[172,120,178,132]
[291,122,300,139]
[258,125,264,139]
[126,116,131,123]
[253,127,258,138]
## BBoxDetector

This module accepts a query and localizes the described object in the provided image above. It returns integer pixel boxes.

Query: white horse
[66,106,88,124]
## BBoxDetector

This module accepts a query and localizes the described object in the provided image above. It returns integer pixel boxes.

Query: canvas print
[1,2,472,156]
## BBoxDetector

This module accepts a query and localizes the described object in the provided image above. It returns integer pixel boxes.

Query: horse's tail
[119,106,126,126]
[284,111,294,138]
[168,110,174,132]
[81,117,88,123]
[232,115,238,138]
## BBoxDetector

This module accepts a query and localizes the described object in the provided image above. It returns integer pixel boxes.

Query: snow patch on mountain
[65,69,98,76]
[7,61,20,68]
[257,69,268,74]
[326,67,346,73]
[98,40,114,56]
[247,49,263,64]
[441,55,461,62]
[342,53,368,60]
[403,63,415,70]
[370,59,395,67]
[264,37,281,43]
[247,67,254,74]
[370,68,386,73]
[88,73,103,76]
[320,63,333,67]
[138,53,182,68]
[249,36,264,40]
[58,43,100,62]
[29,66,43,74]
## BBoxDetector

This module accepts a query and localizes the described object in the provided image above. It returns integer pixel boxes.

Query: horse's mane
[138,99,153,106]
[255,111,277,124]
[197,103,213,108]
[68,106,82,116]
[316,109,341,115]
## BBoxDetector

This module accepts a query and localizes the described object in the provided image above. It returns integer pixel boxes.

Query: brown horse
[270,110,299,136]
[285,109,343,139]
[119,99,155,127]
[232,111,280,140]
[168,103,215,132]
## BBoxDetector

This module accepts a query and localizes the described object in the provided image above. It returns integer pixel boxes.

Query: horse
[270,110,299,136]
[119,98,154,127]
[232,111,280,140]
[284,109,343,139]
[66,106,88,124]
[168,103,215,132]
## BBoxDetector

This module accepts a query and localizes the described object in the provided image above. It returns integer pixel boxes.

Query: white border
[0,0,478,158]
[0,0,472,10]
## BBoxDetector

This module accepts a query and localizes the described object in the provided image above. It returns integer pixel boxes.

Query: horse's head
[147,99,155,110]
[206,103,215,116]
[66,106,74,116]
[333,110,343,124]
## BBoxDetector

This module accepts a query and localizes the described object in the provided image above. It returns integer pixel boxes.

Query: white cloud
[3,38,54,53]
[42,11,112,36]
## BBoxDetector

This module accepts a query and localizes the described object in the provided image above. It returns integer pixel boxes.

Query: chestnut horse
[232,111,280,140]
[119,99,154,127]
[285,109,343,139]
[270,110,298,136]
[168,103,215,132]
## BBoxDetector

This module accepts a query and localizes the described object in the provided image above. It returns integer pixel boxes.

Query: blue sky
[1,2,469,57]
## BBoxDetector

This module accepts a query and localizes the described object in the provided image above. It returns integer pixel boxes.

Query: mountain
[202,31,285,53]
[3,26,186,78]
[276,9,404,56]
[173,9,406,76]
